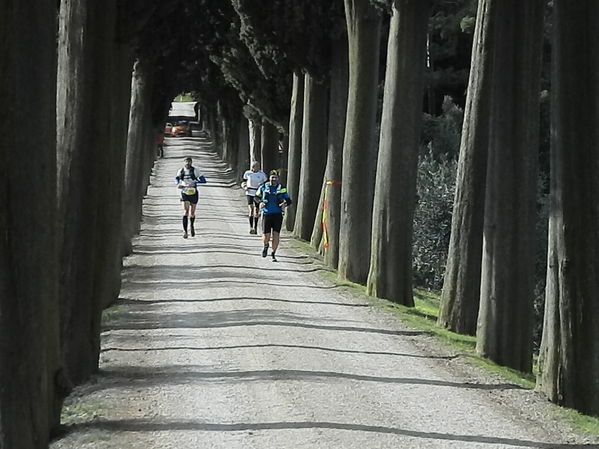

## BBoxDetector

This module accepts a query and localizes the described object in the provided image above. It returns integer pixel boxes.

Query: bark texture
[249,120,262,164]
[338,0,382,284]
[0,1,60,447]
[537,0,599,415]
[438,0,496,334]
[294,74,328,241]
[57,0,125,385]
[476,0,544,372]
[366,0,431,306]
[221,105,242,175]
[320,35,349,268]
[236,115,251,179]
[260,121,279,175]
[284,73,304,232]
[121,60,157,256]
[100,36,133,308]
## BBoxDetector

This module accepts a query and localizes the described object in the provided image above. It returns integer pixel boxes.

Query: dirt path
[51,138,599,449]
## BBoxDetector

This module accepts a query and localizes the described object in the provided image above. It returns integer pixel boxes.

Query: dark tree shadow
[101,342,457,361]
[102,308,427,337]
[115,296,369,308]
[57,418,599,448]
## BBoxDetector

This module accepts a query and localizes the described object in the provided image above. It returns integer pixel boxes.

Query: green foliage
[459,15,476,33]
[413,97,462,291]
[421,95,463,158]
[120,0,290,128]
[173,94,195,102]
[413,150,457,291]
[426,0,477,111]
[231,0,345,80]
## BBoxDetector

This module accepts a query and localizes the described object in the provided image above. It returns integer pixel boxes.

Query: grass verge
[289,236,599,436]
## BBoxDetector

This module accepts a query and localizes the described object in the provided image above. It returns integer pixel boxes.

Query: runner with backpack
[176,157,207,239]
[256,170,292,262]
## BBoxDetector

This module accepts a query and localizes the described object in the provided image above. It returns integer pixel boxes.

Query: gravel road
[51,137,599,449]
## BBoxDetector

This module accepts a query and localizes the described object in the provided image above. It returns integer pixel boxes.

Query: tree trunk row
[0,1,61,447]
[0,3,161,447]
[536,0,599,416]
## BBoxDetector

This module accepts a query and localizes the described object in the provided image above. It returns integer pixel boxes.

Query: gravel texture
[51,137,599,449]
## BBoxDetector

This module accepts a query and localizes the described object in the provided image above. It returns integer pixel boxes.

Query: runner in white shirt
[176,157,206,239]
[242,161,268,234]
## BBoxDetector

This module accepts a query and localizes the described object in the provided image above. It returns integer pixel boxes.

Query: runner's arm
[194,169,207,184]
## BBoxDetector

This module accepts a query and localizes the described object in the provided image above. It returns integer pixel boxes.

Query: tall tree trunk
[438,0,496,335]
[227,115,240,172]
[121,60,155,256]
[206,106,218,139]
[215,100,226,158]
[101,26,134,308]
[476,0,544,372]
[57,0,122,385]
[261,121,278,174]
[537,0,599,415]
[200,104,209,131]
[236,114,250,180]
[310,180,326,250]
[284,72,304,231]
[310,35,349,254]
[320,34,349,268]
[221,104,241,171]
[279,133,289,186]
[338,0,382,284]
[249,119,262,164]
[366,0,430,306]
[88,3,133,371]
[0,2,61,447]
[294,74,328,241]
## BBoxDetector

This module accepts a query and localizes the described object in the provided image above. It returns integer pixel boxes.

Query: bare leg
[262,232,270,257]
[189,203,197,236]
[253,206,260,232]
[182,201,190,238]
[247,203,255,232]
[271,231,280,254]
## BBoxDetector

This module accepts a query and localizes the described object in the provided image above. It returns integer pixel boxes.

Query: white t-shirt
[243,170,268,196]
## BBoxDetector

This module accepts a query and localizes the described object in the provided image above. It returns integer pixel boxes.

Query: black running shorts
[181,192,199,204]
[263,213,283,234]
[246,195,260,206]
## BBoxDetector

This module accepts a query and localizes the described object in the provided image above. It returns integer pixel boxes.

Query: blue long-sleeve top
[256,182,292,214]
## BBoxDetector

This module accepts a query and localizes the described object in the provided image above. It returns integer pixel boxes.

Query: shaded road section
[51,137,599,449]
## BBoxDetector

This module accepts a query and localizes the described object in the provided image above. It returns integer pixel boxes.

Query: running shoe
[271,253,278,262]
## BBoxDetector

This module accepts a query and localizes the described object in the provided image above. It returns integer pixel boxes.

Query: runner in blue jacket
[256,170,292,262]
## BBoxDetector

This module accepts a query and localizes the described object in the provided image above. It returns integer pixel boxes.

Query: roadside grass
[61,400,104,425]
[289,237,599,436]
[101,304,126,322]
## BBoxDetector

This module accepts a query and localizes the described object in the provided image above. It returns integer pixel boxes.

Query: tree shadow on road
[101,308,426,337]
[57,418,599,448]
[100,342,457,361]
[115,296,369,308]
[61,364,527,399]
